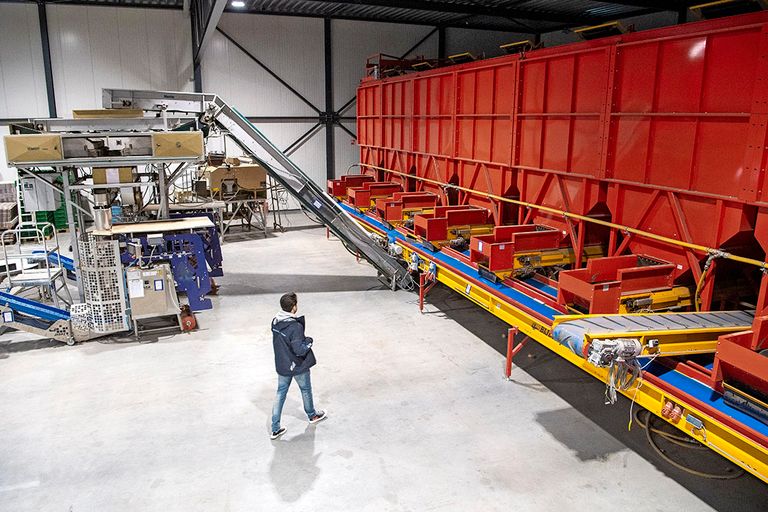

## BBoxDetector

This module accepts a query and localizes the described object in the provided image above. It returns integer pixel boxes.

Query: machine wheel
[180,305,197,331]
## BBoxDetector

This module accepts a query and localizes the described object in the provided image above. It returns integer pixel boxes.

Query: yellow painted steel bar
[350,211,768,484]
[359,164,768,271]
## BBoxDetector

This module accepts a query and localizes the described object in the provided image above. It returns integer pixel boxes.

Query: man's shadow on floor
[269,424,320,502]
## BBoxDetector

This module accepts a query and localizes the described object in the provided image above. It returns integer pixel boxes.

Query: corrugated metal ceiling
[31,0,695,32]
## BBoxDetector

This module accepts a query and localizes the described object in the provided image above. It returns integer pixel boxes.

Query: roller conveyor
[0,290,73,343]
[0,290,69,321]
[552,310,755,357]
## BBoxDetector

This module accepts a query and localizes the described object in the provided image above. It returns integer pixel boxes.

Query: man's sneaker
[309,411,327,424]
[270,427,287,440]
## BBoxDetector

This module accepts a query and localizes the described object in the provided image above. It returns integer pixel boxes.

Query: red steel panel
[356,11,768,284]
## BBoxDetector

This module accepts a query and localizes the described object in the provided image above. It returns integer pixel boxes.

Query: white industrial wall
[47,5,193,116]
[0,3,193,180]
[202,13,324,200]
[331,19,437,178]
[0,3,48,120]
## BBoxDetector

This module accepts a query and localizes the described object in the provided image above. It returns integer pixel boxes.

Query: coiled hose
[633,409,744,480]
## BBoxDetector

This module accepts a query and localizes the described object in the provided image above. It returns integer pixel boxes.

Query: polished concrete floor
[0,216,762,511]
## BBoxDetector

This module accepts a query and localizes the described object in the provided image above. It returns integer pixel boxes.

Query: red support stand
[326,227,330,239]
[504,327,529,379]
[419,271,436,313]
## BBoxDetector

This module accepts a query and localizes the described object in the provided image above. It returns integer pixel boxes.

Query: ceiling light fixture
[231,1,246,7]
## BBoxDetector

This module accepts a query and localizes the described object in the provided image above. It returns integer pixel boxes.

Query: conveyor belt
[647,361,768,437]
[340,202,561,321]
[518,276,558,299]
[102,89,412,289]
[31,250,75,272]
[552,311,755,357]
[0,290,70,322]
[553,311,754,342]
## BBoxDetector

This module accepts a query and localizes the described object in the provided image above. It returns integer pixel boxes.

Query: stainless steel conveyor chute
[102,89,412,290]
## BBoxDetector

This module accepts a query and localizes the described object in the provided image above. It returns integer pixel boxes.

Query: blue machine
[120,227,222,312]
[34,220,223,313]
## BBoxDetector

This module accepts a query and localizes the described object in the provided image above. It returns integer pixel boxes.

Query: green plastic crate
[34,211,54,223]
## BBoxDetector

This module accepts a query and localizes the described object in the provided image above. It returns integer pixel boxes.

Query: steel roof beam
[192,0,228,62]
[0,0,184,9]
[224,8,552,31]
[295,0,604,24]
[583,0,689,10]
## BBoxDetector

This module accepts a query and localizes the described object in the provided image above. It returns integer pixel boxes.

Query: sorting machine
[352,12,768,483]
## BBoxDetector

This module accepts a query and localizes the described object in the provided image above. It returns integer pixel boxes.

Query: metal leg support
[504,327,530,379]
[62,170,84,301]
[418,271,436,313]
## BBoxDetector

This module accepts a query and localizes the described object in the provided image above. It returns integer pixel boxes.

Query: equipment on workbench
[2,107,216,343]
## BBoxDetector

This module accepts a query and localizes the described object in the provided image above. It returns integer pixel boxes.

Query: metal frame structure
[8,132,205,300]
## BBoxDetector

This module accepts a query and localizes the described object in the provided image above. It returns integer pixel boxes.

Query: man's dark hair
[280,292,298,312]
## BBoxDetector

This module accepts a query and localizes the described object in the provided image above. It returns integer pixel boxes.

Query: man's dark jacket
[271,314,316,376]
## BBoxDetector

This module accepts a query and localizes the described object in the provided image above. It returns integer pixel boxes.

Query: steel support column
[61,169,84,301]
[438,25,446,60]
[37,1,56,118]
[324,17,335,180]
[191,8,203,92]
[193,60,203,93]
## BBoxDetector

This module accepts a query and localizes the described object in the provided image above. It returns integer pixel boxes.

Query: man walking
[270,292,327,439]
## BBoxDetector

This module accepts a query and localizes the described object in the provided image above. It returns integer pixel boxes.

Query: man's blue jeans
[271,370,317,432]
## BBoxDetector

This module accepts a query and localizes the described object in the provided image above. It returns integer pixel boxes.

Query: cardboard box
[72,109,144,119]
[93,167,135,185]
[205,164,267,193]
[0,202,18,229]
[4,134,63,164]
[152,132,204,158]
